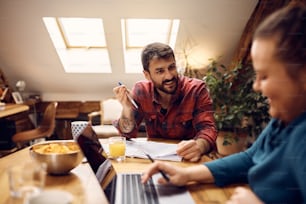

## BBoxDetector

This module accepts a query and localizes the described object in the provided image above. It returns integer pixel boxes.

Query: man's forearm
[118,107,136,133]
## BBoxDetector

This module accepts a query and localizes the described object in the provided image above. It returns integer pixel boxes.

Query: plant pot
[216,131,247,156]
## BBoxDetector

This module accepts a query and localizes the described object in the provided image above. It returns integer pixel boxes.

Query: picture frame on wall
[12,91,23,104]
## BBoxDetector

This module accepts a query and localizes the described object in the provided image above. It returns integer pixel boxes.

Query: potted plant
[204,59,270,156]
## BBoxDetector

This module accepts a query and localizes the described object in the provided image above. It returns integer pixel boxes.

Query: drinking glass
[108,136,126,162]
[8,160,47,199]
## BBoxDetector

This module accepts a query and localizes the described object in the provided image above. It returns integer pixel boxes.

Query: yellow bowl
[30,141,83,175]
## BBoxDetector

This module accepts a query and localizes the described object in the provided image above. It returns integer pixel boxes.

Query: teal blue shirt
[205,112,306,203]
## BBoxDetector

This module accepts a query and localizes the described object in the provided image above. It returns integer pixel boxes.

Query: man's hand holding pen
[113,82,137,133]
[113,83,131,109]
[116,82,138,109]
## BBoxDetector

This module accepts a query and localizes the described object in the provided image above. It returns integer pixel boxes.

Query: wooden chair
[88,98,122,138]
[12,102,58,148]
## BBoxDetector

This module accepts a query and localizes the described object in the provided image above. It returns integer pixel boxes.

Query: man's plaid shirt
[115,76,217,148]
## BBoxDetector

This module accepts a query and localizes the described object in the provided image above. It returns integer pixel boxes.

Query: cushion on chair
[91,98,123,138]
[101,98,122,125]
[92,125,120,138]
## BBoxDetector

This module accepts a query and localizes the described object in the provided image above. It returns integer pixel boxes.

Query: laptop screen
[75,124,107,173]
[73,123,115,203]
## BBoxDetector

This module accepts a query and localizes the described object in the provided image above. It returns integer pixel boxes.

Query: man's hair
[141,42,175,72]
[254,2,306,78]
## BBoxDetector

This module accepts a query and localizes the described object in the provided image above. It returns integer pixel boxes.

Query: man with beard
[113,42,217,162]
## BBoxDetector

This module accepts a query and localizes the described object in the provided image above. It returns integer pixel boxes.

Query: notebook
[75,124,195,204]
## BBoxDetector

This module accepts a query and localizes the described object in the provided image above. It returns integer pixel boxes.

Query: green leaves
[204,59,270,140]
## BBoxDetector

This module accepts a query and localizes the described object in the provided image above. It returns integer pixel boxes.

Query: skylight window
[122,19,180,73]
[43,17,111,73]
[125,19,172,47]
[59,18,106,48]
[43,17,179,74]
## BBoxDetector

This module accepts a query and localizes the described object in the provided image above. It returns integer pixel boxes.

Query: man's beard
[154,77,178,95]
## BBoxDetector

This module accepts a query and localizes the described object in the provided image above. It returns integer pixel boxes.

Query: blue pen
[118,82,138,109]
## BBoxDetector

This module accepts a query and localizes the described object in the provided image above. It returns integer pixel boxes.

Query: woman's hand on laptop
[141,161,189,186]
[142,161,215,186]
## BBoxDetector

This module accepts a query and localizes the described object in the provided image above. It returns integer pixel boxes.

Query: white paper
[100,138,182,162]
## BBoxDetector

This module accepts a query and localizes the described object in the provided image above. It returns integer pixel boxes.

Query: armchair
[88,98,122,138]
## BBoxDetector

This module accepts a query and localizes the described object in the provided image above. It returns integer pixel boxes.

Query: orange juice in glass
[109,136,126,162]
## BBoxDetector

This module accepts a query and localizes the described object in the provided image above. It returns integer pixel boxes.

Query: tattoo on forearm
[119,118,135,133]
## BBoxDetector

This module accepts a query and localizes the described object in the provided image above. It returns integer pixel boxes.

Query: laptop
[75,124,195,204]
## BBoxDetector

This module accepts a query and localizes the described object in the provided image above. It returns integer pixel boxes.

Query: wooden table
[109,158,245,204]
[0,104,29,118]
[0,147,108,204]
[0,139,247,204]
[100,139,247,204]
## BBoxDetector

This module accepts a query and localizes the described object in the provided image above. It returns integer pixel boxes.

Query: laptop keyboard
[121,174,159,204]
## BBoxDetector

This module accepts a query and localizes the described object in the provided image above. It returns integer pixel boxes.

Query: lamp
[16,80,26,92]
[16,80,26,101]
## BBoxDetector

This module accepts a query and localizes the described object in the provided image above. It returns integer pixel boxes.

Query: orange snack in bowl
[33,143,80,154]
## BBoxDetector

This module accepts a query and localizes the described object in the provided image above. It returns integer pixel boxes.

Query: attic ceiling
[0,0,258,101]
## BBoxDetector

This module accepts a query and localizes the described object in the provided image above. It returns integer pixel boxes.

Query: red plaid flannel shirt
[115,76,217,148]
